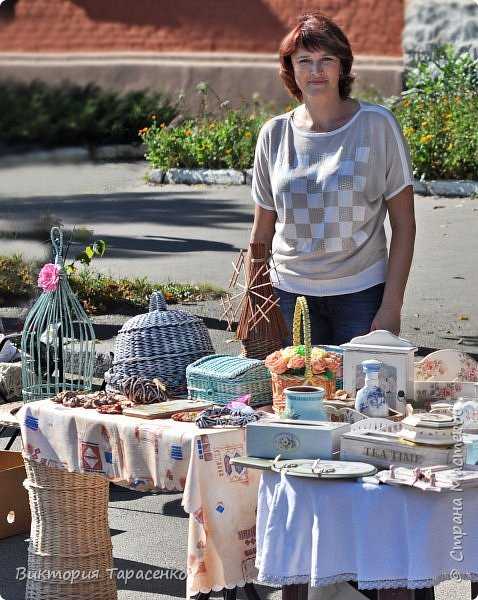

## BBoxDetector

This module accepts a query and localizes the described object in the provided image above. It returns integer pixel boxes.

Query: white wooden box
[340,430,455,469]
[341,330,417,408]
[246,420,350,460]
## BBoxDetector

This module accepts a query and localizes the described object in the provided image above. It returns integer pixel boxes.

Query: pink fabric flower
[226,394,251,409]
[287,355,305,370]
[324,355,341,371]
[265,350,289,374]
[311,358,326,374]
[38,263,60,292]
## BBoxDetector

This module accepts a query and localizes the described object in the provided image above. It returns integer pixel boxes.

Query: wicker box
[186,354,272,407]
[0,362,22,402]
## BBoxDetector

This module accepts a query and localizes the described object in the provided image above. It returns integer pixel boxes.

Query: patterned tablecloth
[18,400,261,598]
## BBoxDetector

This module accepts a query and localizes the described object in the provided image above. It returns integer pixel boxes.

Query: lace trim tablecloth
[256,470,478,590]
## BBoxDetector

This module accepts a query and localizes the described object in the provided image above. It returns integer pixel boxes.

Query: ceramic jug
[355,359,389,417]
[284,385,327,421]
[453,385,478,431]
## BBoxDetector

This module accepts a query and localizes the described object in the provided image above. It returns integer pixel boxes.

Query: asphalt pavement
[0,160,477,354]
[0,160,477,600]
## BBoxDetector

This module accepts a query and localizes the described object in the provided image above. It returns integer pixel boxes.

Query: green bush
[0,255,36,306]
[0,80,178,148]
[140,107,268,170]
[393,45,478,180]
[140,79,389,171]
[69,271,223,315]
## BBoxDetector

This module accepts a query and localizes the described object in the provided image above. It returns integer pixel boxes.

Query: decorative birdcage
[21,227,96,403]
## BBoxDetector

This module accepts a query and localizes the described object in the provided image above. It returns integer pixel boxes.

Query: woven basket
[105,292,214,395]
[23,458,117,600]
[186,354,272,407]
[269,297,337,412]
[240,333,283,361]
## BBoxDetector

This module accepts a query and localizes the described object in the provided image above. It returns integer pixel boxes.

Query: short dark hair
[279,11,355,101]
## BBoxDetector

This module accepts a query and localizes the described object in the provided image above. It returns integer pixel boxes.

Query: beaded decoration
[195,405,262,429]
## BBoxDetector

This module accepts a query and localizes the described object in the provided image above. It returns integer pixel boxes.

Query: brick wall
[0,0,405,56]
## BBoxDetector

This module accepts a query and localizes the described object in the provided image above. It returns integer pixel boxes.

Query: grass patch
[0,255,37,306]
[0,255,223,314]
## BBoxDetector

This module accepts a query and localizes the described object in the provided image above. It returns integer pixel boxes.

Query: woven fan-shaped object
[221,242,288,360]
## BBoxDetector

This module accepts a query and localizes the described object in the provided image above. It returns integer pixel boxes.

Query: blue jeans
[273,284,385,346]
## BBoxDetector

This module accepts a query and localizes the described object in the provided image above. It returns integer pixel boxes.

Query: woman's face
[291,46,342,99]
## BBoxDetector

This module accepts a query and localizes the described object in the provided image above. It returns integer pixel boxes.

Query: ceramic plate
[415,350,478,382]
[270,458,377,479]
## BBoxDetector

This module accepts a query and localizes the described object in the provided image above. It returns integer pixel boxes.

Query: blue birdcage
[21,227,96,402]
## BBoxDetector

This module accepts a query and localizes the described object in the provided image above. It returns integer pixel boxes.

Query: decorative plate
[402,413,455,428]
[414,381,476,405]
[415,350,478,382]
[270,458,377,479]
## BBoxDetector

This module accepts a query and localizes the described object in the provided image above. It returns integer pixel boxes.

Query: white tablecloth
[256,470,478,590]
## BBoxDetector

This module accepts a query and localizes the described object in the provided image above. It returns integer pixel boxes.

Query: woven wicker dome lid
[118,308,203,334]
[117,291,206,334]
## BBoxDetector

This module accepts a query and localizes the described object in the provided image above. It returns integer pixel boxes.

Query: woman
[250,11,416,345]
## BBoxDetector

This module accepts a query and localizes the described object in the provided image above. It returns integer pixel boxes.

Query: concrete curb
[419,179,478,198]
[0,144,146,166]
[165,168,245,185]
[147,168,478,196]
[1,145,476,197]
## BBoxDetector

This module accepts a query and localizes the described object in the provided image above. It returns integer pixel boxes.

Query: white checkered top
[251,102,413,296]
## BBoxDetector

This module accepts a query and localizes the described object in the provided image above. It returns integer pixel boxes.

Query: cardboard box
[0,451,31,539]
[246,419,350,460]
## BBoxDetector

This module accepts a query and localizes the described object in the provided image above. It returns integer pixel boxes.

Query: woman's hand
[371,185,415,337]
[370,304,401,336]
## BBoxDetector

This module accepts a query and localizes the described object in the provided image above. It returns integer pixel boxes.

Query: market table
[18,400,261,600]
[256,470,478,600]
